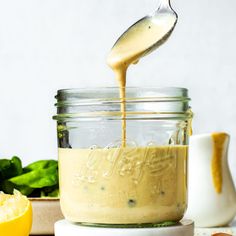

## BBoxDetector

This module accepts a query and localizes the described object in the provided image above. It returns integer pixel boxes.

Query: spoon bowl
[143,0,178,56]
[108,0,178,67]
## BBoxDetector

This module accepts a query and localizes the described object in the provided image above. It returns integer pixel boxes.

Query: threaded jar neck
[53,87,192,121]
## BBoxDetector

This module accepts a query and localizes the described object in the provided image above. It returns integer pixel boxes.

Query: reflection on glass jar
[53,87,192,227]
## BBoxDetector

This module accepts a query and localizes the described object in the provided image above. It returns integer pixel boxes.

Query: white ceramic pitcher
[186,133,236,227]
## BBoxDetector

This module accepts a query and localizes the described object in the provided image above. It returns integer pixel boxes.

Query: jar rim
[55,87,190,104]
[57,86,188,97]
[57,86,188,91]
[53,87,192,121]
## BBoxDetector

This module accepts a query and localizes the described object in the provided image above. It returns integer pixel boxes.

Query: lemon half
[0,190,32,236]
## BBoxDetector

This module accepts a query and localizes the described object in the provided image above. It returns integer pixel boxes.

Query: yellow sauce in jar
[59,146,187,224]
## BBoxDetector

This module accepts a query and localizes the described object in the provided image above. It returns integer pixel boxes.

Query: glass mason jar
[53,87,192,227]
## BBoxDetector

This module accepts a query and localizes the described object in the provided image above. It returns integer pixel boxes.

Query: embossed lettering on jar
[53,87,192,226]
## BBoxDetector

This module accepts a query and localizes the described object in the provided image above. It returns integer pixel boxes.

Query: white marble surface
[31,220,236,236]
[54,220,194,236]
[0,0,236,181]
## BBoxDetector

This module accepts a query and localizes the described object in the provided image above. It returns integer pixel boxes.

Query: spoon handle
[158,0,172,10]
[157,0,177,17]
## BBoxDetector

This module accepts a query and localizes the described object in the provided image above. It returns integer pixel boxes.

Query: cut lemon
[0,190,32,236]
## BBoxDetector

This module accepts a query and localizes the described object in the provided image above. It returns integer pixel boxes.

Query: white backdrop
[0,0,236,180]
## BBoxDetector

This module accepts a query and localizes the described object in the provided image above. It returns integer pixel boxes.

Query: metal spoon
[110,0,178,59]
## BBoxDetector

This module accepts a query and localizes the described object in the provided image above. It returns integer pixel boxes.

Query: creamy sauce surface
[59,146,187,224]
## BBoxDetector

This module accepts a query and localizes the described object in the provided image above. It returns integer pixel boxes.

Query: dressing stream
[107,1,177,146]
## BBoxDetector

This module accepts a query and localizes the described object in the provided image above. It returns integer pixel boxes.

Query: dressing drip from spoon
[107,0,178,147]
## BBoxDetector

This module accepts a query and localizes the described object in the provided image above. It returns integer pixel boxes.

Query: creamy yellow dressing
[211,133,228,193]
[107,15,176,146]
[58,8,186,225]
[59,146,187,224]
